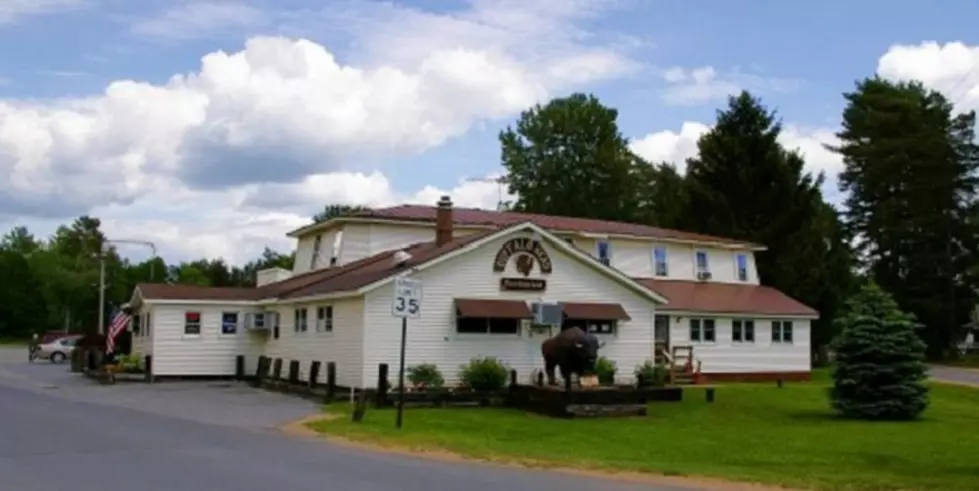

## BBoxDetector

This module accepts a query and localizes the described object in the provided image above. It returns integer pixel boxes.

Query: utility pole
[463,176,509,211]
[97,245,106,335]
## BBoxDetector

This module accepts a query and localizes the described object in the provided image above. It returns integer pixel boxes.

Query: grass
[0,337,28,346]
[309,371,979,491]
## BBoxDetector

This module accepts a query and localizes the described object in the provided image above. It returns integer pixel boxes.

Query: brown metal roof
[637,279,818,317]
[561,302,632,321]
[455,299,533,319]
[136,283,255,301]
[290,204,762,248]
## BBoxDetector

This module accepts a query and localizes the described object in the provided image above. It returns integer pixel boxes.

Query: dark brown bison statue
[541,327,604,387]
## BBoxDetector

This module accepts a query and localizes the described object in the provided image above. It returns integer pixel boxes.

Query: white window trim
[220,311,239,336]
[688,317,717,344]
[771,320,795,345]
[734,253,749,282]
[316,305,334,333]
[454,317,523,338]
[652,245,668,277]
[310,234,322,270]
[732,318,756,344]
[294,308,308,333]
[693,250,710,275]
[595,240,612,266]
[183,311,202,338]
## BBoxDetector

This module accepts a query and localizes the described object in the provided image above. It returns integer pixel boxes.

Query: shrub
[116,352,144,373]
[459,356,509,391]
[595,356,617,384]
[830,283,929,421]
[634,360,669,387]
[407,363,445,390]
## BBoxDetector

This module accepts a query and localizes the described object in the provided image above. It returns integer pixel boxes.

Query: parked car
[34,335,82,363]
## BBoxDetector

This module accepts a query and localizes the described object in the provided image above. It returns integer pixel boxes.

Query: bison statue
[541,326,604,387]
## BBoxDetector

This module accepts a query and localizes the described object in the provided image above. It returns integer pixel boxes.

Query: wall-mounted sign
[500,278,547,291]
[492,237,553,276]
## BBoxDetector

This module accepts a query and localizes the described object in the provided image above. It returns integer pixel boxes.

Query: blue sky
[1,0,978,263]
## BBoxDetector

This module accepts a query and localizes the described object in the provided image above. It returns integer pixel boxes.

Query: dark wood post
[144,354,153,383]
[272,358,283,380]
[376,363,389,407]
[254,356,266,386]
[325,362,337,403]
[308,361,321,391]
[776,377,784,388]
[288,360,300,385]
[235,355,245,380]
[352,390,368,423]
[509,369,517,387]
[636,372,645,388]
[536,371,544,387]
[706,387,716,403]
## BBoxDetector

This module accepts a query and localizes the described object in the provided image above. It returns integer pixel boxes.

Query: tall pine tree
[680,91,854,361]
[830,78,979,359]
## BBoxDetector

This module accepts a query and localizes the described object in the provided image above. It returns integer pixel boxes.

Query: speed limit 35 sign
[391,277,422,319]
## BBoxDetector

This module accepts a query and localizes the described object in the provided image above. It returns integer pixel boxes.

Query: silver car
[35,335,81,363]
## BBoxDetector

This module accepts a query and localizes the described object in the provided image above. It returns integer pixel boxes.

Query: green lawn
[310,372,979,491]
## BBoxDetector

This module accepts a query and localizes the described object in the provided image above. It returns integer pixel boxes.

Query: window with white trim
[183,311,201,336]
[221,312,239,335]
[294,308,308,333]
[735,253,749,282]
[689,318,715,342]
[456,317,520,335]
[732,319,755,343]
[310,234,322,269]
[695,250,710,275]
[772,320,794,343]
[596,240,612,266]
[316,306,333,332]
[653,246,668,277]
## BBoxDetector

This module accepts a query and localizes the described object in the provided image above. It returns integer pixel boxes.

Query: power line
[463,176,509,211]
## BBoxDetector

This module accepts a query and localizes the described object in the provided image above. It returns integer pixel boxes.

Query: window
[132,314,141,335]
[653,246,668,277]
[294,308,308,333]
[316,306,333,332]
[145,313,151,337]
[59,338,76,347]
[184,311,201,336]
[733,319,755,343]
[596,240,612,266]
[689,318,716,342]
[221,312,239,335]
[736,254,748,282]
[564,237,575,245]
[772,320,794,343]
[310,234,322,269]
[330,230,344,267]
[586,321,617,335]
[695,251,710,274]
[253,312,266,329]
[456,317,520,335]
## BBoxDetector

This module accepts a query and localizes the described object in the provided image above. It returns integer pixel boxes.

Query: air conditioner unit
[245,312,271,330]
[696,271,712,281]
[532,302,564,326]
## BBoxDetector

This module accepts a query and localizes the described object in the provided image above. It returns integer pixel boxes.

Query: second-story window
[310,234,322,270]
[695,251,710,275]
[330,230,344,267]
[596,240,612,266]
[653,246,668,277]
[736,253,748,281]
[294,308,308,333]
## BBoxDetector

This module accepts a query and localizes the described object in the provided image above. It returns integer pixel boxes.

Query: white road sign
[391,277,423,319]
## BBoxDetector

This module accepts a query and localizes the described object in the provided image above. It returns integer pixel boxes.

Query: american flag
[105,307,131,354]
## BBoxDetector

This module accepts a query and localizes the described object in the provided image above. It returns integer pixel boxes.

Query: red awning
[560,302,631,321]
[455,299,533,319]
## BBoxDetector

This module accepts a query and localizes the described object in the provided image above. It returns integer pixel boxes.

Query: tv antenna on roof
[464,175,509,211]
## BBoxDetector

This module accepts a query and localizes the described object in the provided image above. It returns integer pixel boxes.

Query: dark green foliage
[634,360,668,387]
[459,356,509,391]
[679,91,856,361]
[830,77,979,359]
[313,204,371,223]
[594,356,616,385]
[407,363,445,389]
[830,283,929,420]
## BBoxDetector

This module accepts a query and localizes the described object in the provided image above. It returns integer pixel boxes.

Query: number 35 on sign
[392,277,422,319]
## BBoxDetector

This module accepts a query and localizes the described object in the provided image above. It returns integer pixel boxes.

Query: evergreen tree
[679,91,854,359]
[830,77,979,359]
[830,282,929,420]
[500,93,643,221]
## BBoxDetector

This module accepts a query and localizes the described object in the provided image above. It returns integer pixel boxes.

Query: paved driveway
[929,365,979,387]
[0,348,687,491]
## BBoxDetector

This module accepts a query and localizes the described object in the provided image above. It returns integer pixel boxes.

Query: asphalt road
[0,349,684,491]
[928,364,979,386]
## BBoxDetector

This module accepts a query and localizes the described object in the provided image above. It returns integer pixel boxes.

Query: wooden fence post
[235,355,245,380]
[325,362,337,404]
[536,371,544,387]
[376,363,389,407]
[272,358,283,381]
[254,356,266,387]
[288,360,300,385]
[308,361,321,391]
[509,369,517,387]
[144,354,153,383]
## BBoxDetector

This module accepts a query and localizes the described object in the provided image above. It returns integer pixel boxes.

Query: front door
[654,315,670,362]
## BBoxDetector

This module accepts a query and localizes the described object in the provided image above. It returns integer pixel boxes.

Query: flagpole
[98,246,106,336]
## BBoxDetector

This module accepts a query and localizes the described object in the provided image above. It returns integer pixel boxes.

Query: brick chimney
[435,195,453,246]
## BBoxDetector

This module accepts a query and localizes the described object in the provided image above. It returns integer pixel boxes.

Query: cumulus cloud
[0,0,84,24]
[659,66,802,106]
[877,41,979,112]
[127,1,267,41]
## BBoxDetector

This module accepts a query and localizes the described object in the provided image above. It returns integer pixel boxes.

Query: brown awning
[455,299,533,319]
[561,302,631,321]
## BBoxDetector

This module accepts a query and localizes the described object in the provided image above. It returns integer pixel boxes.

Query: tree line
[2,76,975,362]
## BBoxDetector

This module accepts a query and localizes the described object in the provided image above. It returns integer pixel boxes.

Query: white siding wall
[149,303,264,377]
[596,238,760,284]
[360,232,659,388]
[665,315,811,373]
[259,298,365,388]
[130,305,153,358]
[293,229,341,274]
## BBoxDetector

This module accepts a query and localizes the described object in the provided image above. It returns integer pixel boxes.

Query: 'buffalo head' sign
[492,237,553,277]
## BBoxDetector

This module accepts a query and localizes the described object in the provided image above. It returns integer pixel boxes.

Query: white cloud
[877,41,979,112]
[659,65,802,106]
[128,1,267,41]
[0,0,83,24]
[0,1,623,264]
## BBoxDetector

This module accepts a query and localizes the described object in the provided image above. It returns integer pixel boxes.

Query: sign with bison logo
[492,237,553,276]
